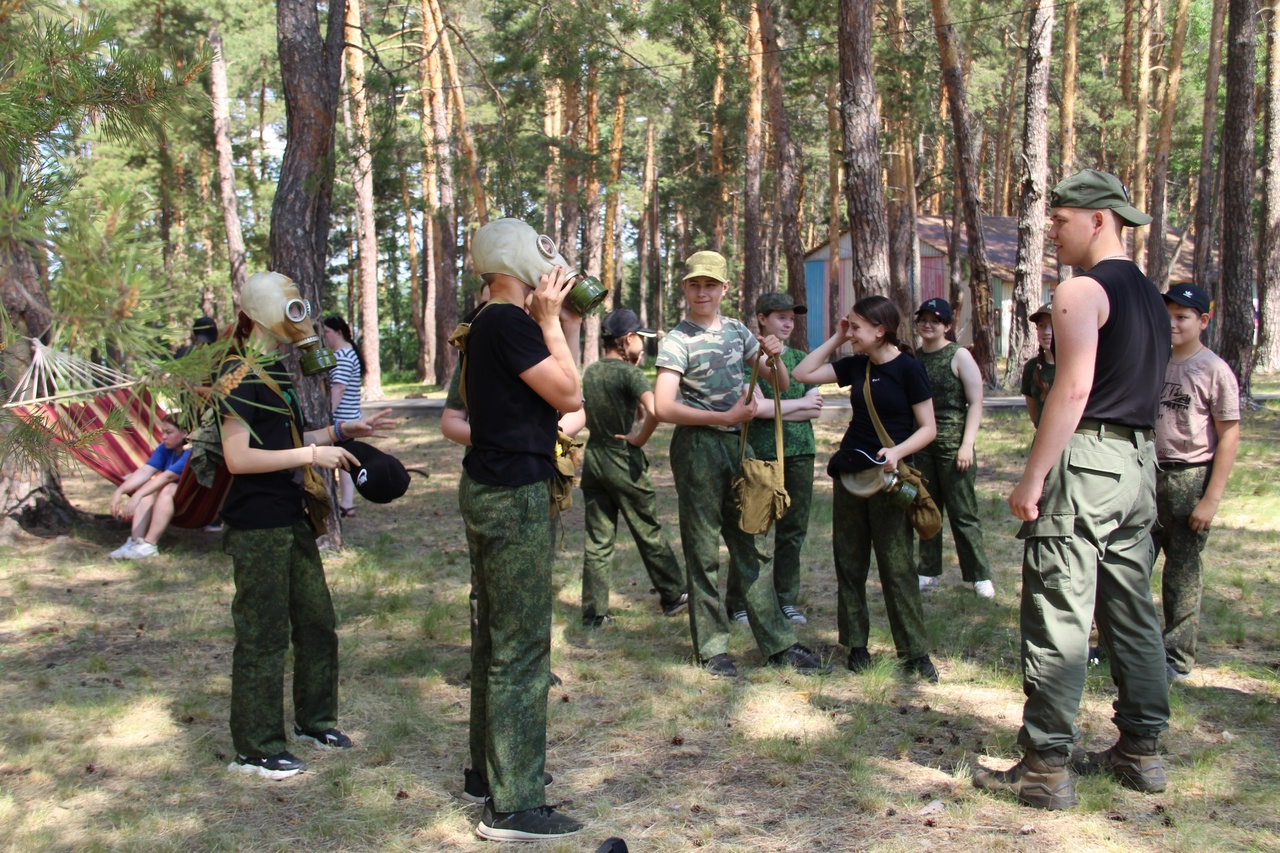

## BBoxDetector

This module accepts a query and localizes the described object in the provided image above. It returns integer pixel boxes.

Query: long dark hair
[323,315,366,378]
[852,295,913,357]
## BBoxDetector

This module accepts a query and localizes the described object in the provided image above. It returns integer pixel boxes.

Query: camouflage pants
[831,478,929,659]
[1153,463,1213,674]
[581,446,686,621]
[460,473,553,814]
[670,426,796,662]
[223,521,338,758]
[1017,431,1168,754]
[913,443,992,582]
[727,454,814,611]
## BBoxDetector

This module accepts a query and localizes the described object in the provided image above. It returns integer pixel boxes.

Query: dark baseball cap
[1049,169,1152,226]
[915,298,953,324]
[344,440,410,504]
[601,308,655,339]
[756,292,808,315]
[1029,302,1053,323]
[1163,284,1211,315]
[193,316,218,343]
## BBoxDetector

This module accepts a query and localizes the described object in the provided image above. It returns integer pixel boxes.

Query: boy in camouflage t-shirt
[653,250,826,677]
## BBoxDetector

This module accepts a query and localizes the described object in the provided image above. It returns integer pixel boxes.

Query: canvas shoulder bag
[732,353,791,535]
[256,367,334,538]
[861,364,943,541]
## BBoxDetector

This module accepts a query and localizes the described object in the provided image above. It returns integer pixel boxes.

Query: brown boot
[973,747,1076,810]
[1072,732,1167,793]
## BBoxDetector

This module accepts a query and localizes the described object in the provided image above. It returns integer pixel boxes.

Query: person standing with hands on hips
[973,170,1171,810]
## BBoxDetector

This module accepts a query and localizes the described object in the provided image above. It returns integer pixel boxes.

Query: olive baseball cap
[682,250,729,283]
[472,218,569,288]
[756,292,808,315]
[1049,169,1152,226]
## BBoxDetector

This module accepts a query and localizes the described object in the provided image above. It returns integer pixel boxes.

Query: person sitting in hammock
[109,412,191,560]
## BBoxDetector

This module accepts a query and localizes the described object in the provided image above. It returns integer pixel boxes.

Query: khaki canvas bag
[861,366,943,540]
[732,353,791,535]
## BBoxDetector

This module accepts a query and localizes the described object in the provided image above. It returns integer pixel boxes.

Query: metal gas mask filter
[240,271,338,375]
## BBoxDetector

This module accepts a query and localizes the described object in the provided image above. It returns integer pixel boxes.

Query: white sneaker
[109,538,137,559]
[781,605,808,625]
[732,610,749,624]
[973,579,996,599]
[918,575,940,591]
[129,541,159,559]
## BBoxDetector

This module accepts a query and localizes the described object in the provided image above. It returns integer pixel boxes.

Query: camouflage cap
[1049,169,1152,226]
[756,292,807,315]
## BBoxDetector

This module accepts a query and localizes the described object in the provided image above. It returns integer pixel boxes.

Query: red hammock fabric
[15,391,229,529]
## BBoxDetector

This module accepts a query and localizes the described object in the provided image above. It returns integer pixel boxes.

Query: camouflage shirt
[656,316,759,432]
[746,345,817,459]
[918,342,968,448]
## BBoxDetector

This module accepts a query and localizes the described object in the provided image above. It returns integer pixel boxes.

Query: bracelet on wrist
[311,444,318,465]
[333,421,344,443]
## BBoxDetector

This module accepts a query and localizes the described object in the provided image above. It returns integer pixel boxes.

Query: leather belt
[1075,417,1153,445]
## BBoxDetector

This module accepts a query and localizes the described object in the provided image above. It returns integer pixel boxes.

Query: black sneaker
[582,613,615,628]
[292,725,352,749]
[661,592,690,617]
[461,767,554,805]
[701,653,738,677]
[476,802,584,841]
[847,646,873,672]
[901,655,940,683]
[228,751,306,780]
[768,643,832,675]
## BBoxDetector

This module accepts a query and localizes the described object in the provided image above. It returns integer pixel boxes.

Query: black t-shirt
[219,358,306,529]
[827,352,933,475]
[461,302,559,486]
[1080,259,1171,429]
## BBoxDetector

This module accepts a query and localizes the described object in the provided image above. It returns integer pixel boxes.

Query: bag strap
[254,366,306,451]
[455,298,510,410]
[862,361,896,451]
[738,351,785,466]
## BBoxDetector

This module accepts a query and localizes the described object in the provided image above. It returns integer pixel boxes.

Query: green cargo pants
[670,426,796,663]
[1153,463,1213,675]
[581,443,686,621]
[224,521,338,759]
[1016,430,1169,753]
[460,473,553,814]
[914,442,992,582]
[726,454,814,611]
[831,478,929,659]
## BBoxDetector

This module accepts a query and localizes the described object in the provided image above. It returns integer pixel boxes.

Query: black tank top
[1080,258,1171,429]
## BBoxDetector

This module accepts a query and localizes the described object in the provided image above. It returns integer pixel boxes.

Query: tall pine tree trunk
[886,0,917,340]
[1193,0,1227,307]
[209,28,247,300]
[742,7,765,316]
[429,0,486,222]
[1060,0,1078,174]
[345,0,382,399]
[712,8,728,253]
[637,120,655,327]
[826,78,843,337]
[1132,0,1152,268]
[1259,0,1280,372]
[602,63,627,311]
[423,0,456,385]
[1147,0,1191,288]
[581,67,603,366]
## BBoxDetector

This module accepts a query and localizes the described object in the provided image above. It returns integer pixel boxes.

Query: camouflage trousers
[1153,462,1213,674]
[727,454,815,611]
[913,443,992,582]
[460,473,553,814]
[581,445,686,621]
[670,426,796,662]
[223,521,338,758]
[831,478,929,659]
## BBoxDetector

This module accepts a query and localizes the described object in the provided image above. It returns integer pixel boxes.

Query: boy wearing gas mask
[458,219,586,841]
[219,271,393,780]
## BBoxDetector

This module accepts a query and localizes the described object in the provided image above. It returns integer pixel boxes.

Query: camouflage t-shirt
[918,342,968,448]
[656,316,759,431]
[746,345,817,459]
[580,356,652,489]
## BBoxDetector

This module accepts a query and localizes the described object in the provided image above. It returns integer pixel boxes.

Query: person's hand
[720,390,759,426]
[956,444,974,472]
[346,408,396,439]
[1008,476,1043,522]
[1189,495,1219,532]
[836,316,854,346]
[758,334,785,359]
[615,430,645,448]
[122,493,143,520]
[528,266,573,326]
[878,446,902,473]
[110,489,129,518]
[313,445,359,471]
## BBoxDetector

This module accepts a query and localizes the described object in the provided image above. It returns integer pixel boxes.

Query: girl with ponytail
[322,315,365,517]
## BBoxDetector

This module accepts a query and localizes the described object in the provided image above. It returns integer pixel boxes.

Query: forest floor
[1,406,1278,852]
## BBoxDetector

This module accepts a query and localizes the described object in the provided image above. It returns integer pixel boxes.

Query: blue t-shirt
[147,444,191,476]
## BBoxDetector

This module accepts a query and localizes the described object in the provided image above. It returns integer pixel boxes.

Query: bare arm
[222,416,359,474]
[878,399,937,472]
[519,268,582,413]
[755,395,825,422]
[558,407,587,437]
[653,368,757,427]
[111,465,160,516]
[330,383,345,413]
[618,390,661,447]
[1024,395,1040,426]
[1189,419,1240,531]
[755,335,790,393]
[792,321,851,385]
[953,347,984,472]
[440,408,471,447]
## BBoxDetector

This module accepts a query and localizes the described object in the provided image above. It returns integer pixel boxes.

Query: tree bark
[209,28,247,300]
[711,6,727,253]
[581,67,603,366]
[742,6,765,318]
[1060,0,1078,174]
[637,120,656,328]
[1146,0,1191,289]
[838,0,890,302]
[1259,0,1280,372]
[1007,0,1054,390]
[931,0,997,383]
[429,0,487,223]
[423,0,457,385]
[886,0,917,341]
[543,56,562,240]
[1220,0,1258,405]
[1132,0,1152,267]
[602,61,627,312]
[827,78,843,338]
[1193,0,1226,307]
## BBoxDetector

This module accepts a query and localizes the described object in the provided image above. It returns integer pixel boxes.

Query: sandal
[339,506,356,518]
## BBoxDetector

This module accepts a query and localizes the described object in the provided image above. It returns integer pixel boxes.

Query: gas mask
[240,271,337,375]
[472,218,608,316]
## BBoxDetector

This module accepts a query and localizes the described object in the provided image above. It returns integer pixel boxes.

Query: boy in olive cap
[725,292,822,625]
[579,309,688,627]
[1154,283,1239,683]
[458,218,584,841]
[974,170,1170,809]
[654,251,826,677]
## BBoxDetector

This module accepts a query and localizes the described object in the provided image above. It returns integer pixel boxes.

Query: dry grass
[1,405,1279,852]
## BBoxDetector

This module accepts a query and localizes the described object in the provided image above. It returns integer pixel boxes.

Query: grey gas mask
[240,271,338,375]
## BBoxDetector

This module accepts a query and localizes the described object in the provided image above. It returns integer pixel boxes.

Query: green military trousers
[913,443,992,582]
[669,426,796,663]
[460,473,553,814]
[726,454,815,612]
[581,443,686,621]
[1016,430,1169,753]
[831,478,929,659]
[224,521,339,759]
[1153,463,1213,675]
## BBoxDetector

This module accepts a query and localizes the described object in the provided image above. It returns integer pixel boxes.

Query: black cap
[343,440,410,504]
[601,308,656,339]
[915,298,953,324]
[192,316,218,343]
[1163,284,1211,315]
[1029,302,1053,324]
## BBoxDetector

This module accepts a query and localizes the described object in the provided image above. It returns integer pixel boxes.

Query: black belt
[1075,418,1153,445]
[1159,460,1211,472]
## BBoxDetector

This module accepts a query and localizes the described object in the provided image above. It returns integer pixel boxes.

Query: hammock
[5,340,230,528]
